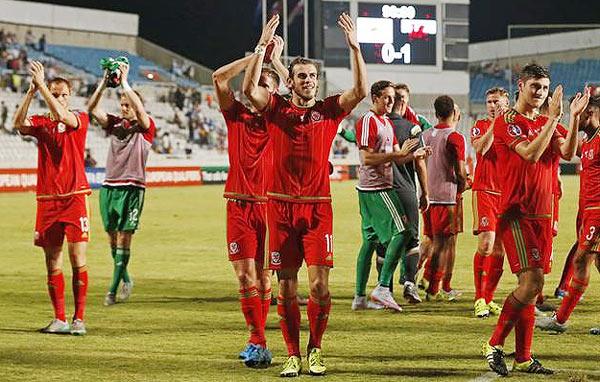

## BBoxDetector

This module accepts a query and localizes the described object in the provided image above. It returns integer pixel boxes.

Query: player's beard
[294,85,317,102]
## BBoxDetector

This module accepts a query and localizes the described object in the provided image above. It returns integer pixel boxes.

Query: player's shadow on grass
[342,353,484,362]
[332,367,473,378]
[0,328,41,334]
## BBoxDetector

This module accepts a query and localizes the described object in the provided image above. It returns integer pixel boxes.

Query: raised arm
[270,35,289,85]
[119,62,151,130]
[30,61,79,128]
[337,13,368,113]
[243,15,279,111]
[13,81,36,135]
[86,70,109,128]
[514,85,564,163]
[212,55,254,111]
[553,88,590,160]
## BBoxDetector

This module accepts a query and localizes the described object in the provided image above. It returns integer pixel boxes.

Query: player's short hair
[288,57,320,79]
[485,87,509,99]
[519,63,550,82]
[371,80,394,98]
[261,67,281,86]
[120,90,145,105]
[434,95,455,119]
[588,95,600,108]
[48,77,72,91]
[393,83,410,94]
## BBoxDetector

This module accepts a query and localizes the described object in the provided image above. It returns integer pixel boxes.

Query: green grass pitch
[0,176,598,381]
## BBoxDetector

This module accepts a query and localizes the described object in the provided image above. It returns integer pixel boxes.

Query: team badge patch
[480,216,489,227]
[270,251,281,265]
[228,242,240,255]
[508,124,522,137]
[310,111,323,122]
[531,248,540,261]
[57,123,66,133]
[472,127,481,137]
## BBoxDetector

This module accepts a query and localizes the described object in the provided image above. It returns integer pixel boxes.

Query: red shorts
[226,200,267,265]
[577,209,600,253]
[498,217,553,274]
[552,193,560,237]
[267,200,334,270]
[472,191,500,234]
[422,204,459,237]
[35,194,90,247]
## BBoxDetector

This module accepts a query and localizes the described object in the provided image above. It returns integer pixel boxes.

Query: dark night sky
[18,0,600,69]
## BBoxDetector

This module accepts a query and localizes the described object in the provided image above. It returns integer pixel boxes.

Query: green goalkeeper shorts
[358,189,407,245]
[99,185,145,232]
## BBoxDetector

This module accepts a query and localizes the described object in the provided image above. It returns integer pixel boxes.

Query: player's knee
[478,241,493,256]
[308,278,328,298]
[574,250,592,270]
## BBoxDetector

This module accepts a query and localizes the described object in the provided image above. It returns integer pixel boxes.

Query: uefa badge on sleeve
[508,124,522,137]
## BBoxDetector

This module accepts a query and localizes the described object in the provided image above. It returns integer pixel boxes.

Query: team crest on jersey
[531,248,540,261]
[480,216,489,227]
[472,127,481,137]
[270,251,281,265]
[584,149,594,160]
[57,123,66,133]
[508,124,522,137]
[310,110,323,122]
[228,242,240,255]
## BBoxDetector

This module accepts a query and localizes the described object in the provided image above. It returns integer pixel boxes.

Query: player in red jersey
[536,92,596,334]
[13,62,91,335]
[213,41,284,367]
[421,97,467,301]
[244,13,367,377]
[471,87,509,318]
[482,64,581,376]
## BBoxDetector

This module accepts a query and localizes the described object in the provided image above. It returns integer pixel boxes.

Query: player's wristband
[122,81,132,92]
[254,44,267,55]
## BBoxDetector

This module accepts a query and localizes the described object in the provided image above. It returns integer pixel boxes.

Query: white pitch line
[469,368,600,382]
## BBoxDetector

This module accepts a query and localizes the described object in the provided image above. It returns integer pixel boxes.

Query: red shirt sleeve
[494,115,528,150]
[25,114,48,137]
[143,117,157,143]
[72,110,89,131]
[355,114,378,150]
[447,131,466,161]
[470,120,488,144]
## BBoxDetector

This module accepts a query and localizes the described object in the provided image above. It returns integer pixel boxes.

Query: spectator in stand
[186,102,203,142]
[1,101,7,132]
[25,30,36,49]
[161,132,173,154]
[174,87,185,110]
[38,34,46,53]
[84,148,97,168]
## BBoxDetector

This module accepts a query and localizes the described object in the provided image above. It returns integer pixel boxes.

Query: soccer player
[352,80,427,312]
[13,61,91,335]
[535,91,596,334]
[87,62,156,307]
[211,50,282,368]
[243,13,367,377]
[471,87,509,318]
[421,96,467,301]
[385,83,429,303]
[482,64,577,376]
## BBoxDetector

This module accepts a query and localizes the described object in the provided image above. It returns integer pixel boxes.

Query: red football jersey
[26,111,91,200]
[580,128,600,210]
[471,118,500,193]
[263,94,349,203]
[493,110,560,218]
[222,100,271,201]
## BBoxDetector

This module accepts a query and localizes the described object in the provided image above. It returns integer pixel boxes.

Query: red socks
[260,288,272,329]
[277,295,301,356]
[47,271,66,321]
[489,294,525,347]
[484,255,504,303]
[442,273,453,293]
[427,270,444,295]
[474,252,485,300]
[514,304,535,363]
[307,294,331,350]
[556,278,588,324]
[239,287,266,347]
[72,265,88,321]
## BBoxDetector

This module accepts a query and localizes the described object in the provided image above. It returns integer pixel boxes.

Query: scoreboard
[356,3,438,66]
